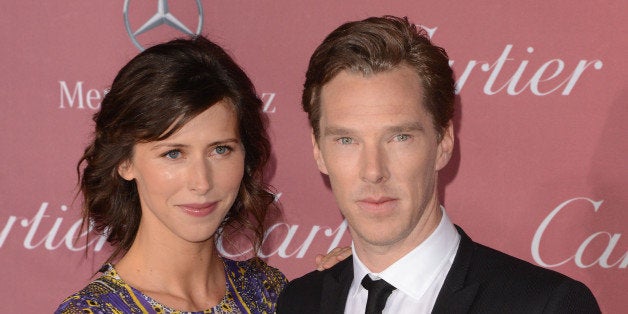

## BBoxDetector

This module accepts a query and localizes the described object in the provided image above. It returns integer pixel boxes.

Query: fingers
[316,246,352,271]
[315,254,325,267]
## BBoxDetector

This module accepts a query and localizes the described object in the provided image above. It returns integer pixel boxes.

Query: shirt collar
[351,206,460,300]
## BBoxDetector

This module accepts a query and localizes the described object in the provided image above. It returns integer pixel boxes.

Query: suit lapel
[319,227,481,313]
[432,226,480,314]
[320,257,354,314]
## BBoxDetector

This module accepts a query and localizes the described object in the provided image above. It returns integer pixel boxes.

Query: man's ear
[436,122,454,171]
[312,133,329,175]
[117,160,135,181]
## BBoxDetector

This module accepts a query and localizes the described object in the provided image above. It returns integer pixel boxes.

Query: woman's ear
[117,160,135,181]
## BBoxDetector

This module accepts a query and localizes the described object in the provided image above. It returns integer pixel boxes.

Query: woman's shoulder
[54,264,145,314]
[55,274,119,313]
[224,257,287,287]
[223,257,288,313]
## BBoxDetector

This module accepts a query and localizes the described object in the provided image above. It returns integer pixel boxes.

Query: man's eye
[164,150,181,159]
[338,137,353,145]
[394,134,410,142]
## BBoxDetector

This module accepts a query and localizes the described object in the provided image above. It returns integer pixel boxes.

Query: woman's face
[118,100,245,245]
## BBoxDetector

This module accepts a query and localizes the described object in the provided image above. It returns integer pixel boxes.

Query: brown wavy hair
[303,15,455,140]
[79,36,275,262]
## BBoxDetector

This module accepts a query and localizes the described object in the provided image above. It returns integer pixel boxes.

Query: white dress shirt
[345,207,460,314]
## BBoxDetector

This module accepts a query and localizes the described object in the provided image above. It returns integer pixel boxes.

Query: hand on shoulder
[315,246,352,271]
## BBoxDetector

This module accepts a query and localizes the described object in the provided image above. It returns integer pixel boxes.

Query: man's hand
[315,246,352,271]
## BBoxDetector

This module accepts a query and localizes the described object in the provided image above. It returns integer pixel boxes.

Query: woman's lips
[178,202,217,217]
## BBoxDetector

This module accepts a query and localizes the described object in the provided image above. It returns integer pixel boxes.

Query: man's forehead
[319,67,423,103]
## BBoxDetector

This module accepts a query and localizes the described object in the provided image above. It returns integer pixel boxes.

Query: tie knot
[361,275,396,314]
[361,275,394,292]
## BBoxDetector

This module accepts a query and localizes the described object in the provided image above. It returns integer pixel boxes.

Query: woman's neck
[114,226,226,311]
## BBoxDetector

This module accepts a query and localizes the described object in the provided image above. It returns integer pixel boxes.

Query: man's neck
[353,205,443,273]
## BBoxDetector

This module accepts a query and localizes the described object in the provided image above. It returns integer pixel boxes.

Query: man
[277,16,600,313]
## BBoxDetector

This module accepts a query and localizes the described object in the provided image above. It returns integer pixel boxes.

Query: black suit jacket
[277,227,600,313]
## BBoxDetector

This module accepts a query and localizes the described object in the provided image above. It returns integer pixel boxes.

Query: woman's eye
[214,145,232,155]
[164,150,181,159]
[337,137,353,145]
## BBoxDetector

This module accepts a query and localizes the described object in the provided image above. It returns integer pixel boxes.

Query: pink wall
[0,1,625,312]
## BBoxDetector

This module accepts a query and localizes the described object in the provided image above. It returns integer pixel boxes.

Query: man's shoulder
[454,226,570,285]
[286,256,352,290]
[468,239,575,286]
[450,228,600,312]
[277,257,353,313]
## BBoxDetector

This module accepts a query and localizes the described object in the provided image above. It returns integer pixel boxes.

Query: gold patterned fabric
[55,258,287,314]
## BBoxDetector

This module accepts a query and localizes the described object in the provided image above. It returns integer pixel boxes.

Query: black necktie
[361,275,396,314]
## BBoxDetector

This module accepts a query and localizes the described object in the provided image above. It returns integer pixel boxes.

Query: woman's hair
[79,36,274,262]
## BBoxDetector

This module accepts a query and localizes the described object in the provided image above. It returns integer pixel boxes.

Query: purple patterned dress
[55,258,287,313]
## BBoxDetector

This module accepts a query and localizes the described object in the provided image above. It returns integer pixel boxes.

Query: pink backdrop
[1,1,625,312]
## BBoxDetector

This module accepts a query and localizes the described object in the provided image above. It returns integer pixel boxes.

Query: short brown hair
[303,15,455,139]
[79,36,274,262]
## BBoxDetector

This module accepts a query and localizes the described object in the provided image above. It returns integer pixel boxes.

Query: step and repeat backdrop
[1,1,625,312]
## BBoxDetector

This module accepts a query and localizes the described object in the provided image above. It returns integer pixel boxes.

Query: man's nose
[359,144,389,184]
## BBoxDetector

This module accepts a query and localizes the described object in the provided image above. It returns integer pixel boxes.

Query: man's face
[313,66,453,257]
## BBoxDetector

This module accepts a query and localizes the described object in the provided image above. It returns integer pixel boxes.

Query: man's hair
[303,15,455,140]
[79,36,275,262]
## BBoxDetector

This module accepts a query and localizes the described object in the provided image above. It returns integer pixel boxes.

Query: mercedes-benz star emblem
[124,0,204,51]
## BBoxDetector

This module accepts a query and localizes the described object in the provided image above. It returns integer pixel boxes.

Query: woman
[56,36,287,313]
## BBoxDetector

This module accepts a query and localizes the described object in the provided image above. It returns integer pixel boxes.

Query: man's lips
[355,197,397,211]
[178,202,217,217]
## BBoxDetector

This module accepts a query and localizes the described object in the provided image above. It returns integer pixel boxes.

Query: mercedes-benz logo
[124,0,204,51]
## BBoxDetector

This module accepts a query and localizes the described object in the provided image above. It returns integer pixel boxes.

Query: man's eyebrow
[386,122,425,133]
[322,126,353,137]
[323,122,426,137]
